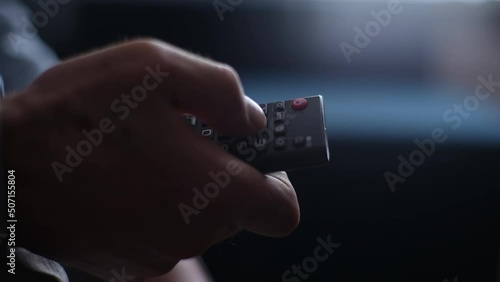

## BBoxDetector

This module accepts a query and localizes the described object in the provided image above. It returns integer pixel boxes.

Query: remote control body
[186,96,330,173]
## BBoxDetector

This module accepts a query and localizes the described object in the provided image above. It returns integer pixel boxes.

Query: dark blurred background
[21,0,500,281]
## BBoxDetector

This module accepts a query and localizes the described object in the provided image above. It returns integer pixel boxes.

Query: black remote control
[185,95,330,173]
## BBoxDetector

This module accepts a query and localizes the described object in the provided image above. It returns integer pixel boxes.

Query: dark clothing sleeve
[1,1,65,282]
[0,0,59,94]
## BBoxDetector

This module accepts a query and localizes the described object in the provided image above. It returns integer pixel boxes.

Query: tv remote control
[185,96,330,173]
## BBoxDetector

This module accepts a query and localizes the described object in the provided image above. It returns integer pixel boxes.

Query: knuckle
[31,64,65,92]
[125,38,166,63]
[128,38,164,51]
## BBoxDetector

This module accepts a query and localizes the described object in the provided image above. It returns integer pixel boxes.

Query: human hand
[2,39,300,280]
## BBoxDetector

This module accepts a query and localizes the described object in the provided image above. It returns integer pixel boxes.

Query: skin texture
[145,258,213,282]
[1,39,300,280]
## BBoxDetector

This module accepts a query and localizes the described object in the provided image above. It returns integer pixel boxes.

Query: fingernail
[245,96,267,130]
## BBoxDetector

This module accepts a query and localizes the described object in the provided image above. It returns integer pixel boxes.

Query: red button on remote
[291,98,308,111]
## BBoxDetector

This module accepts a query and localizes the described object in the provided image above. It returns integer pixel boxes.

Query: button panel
[294,136,306,147]
[254,138,269,151]
[260,104,268,115]
[201,128,214,139]
[217,135,232,142]
[236,140,249,150]
[274,101,285,112]
[184,115,196,126]
[291,98,308,111]
[274,124,286,136]
[188,97,320,168]
[275,137,287,150]
[274,112,286,123]
[220,144,230,151]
